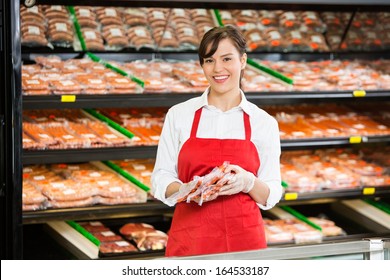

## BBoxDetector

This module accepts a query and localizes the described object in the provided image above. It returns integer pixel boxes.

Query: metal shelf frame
[22,135,390,164]
[172,238,390,260]
[23,201,172,224]
[13,0,390,260]
[22,91,390,109]
[22,187,390,224]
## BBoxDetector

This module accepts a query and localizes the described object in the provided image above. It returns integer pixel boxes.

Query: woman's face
[202,38,247,96]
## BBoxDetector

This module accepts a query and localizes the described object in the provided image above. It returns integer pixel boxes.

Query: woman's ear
[241,53,247,69]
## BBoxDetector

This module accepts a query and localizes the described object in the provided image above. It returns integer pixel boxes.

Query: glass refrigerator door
[0,0,22,259]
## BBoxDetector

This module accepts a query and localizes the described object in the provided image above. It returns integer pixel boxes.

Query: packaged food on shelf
[22,109,135,150]
[21,5,51,48]
[281,148,390,193]
[111,159,155,189]
[119,223,168,251]
[22,180,49,211]
[22,55,144,96]
[22,161,148,211]
[97,107,165,146]
[264,218,323,244]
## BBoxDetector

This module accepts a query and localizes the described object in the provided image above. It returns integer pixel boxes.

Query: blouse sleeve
[255,116,283,210]
[151,108,182,206]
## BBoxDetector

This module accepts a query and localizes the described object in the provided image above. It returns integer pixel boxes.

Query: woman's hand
[166,177,202,205]
[218,164,255,196]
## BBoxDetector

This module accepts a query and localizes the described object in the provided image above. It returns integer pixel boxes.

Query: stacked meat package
[69,7,215,51]
[21,5,75,48]
[22,109,135,150]
[264,216,344,244]
[22,56,143,96]
[77,221,168,255]
[21,5,390,52]
[281,148,390,193]
[22,162,147,211]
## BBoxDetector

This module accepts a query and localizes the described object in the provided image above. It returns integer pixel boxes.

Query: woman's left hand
[218,164,256,196]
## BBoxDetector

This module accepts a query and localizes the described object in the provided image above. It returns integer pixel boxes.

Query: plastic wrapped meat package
[111,159,155,199]
[22,180,48,211]
[80,220,138,255]
[307,217,345,237]
[22,162,147,211]
[66,163,147,205]
[168,161,235,206]
[78,220,167,254]
[22,109,134,150]
[119,223,168,251]
[280,162,324,192]
[44,6,75,48]
[95,107,165,146]
[20,5,51,48]
[264,218,322,244]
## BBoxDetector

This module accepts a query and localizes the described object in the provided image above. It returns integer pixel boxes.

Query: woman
[151,25,282,257]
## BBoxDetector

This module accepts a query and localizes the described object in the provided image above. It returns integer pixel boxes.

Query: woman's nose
[213,60,223,72]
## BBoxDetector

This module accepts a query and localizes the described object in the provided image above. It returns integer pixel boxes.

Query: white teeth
[214,76,228,80]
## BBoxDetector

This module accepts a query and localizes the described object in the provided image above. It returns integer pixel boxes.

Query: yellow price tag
[284,193,298,200]
[61,95,76,102]
[353,90,366,97]
[349,136,362,144]
[363,188,375,195]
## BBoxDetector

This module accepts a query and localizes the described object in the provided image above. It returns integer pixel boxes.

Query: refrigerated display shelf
[23,201,172,224]
[25,0,390,11]
[22,146,158,164]
[23,187,390,224]
[22,135,390,164]
[22,91,390,109]
[282,187,390,204]
[21,50,390,62]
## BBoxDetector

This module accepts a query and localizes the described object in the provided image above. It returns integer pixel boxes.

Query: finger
[218,189,235,196]
[219,183,234,192]
[206,192,218,202]
[223,164,239,174]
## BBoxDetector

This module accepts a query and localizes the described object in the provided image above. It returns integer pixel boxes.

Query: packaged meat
[119,223,168,251]
[92,230,124,242]
[123,8,148,26]
[293,230,323,244]
[79,221,111,232]
[99,240,138,254]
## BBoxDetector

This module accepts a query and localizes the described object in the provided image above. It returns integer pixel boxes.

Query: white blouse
[151,89,283,210]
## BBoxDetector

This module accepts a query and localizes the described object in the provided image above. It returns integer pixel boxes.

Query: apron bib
[166,108,267,257]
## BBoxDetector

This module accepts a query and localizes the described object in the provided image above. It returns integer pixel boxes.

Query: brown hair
[198,25,247,86]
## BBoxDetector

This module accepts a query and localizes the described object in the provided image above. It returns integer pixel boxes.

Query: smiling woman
[151,25,282,257]
[198,25,247,102]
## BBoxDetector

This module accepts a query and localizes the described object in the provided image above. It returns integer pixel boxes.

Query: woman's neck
[207,88,242,112]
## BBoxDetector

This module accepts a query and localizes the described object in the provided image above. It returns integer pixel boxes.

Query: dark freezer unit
[0,0,22,259]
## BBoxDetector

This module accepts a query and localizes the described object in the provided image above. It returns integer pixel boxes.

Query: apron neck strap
[243,112,251,140]
[190,108,203,138]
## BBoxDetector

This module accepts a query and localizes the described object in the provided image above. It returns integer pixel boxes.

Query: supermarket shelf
[22,93,201,109]
[22,135,390,164]
[281,187,390,204]
[22,90,390,109]
[22,146,158,165]
[23,187,390,225]
[21,50,390,61]
[23,201,171,224]
[281,135,390,150]
[28,0,390,11]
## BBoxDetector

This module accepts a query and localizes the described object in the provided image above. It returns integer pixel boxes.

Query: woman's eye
[223,57,232,62]
[204,59,213,63]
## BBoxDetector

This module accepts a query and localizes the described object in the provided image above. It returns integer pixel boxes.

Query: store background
[1,0,390,260]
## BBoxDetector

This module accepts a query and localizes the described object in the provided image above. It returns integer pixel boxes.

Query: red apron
[165,107,267,257]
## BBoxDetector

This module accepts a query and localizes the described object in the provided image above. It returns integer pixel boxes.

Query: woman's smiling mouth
[213,75,229,83]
